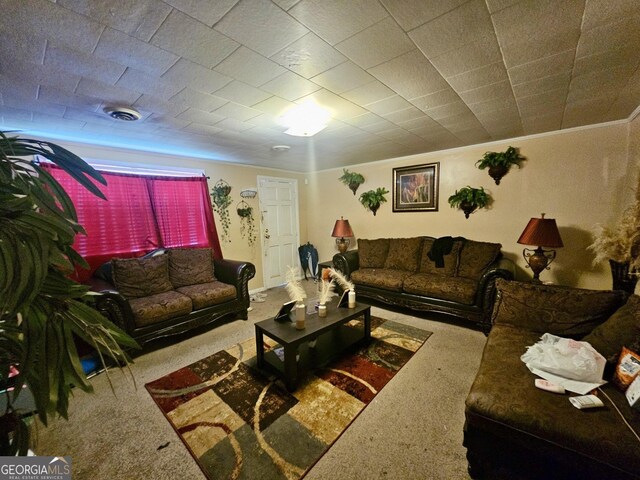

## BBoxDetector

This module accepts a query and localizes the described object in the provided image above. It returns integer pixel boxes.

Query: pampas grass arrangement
[285,266,306,304]
[588,197,640,269]
[328,267,355,292]
[318,278,336,305]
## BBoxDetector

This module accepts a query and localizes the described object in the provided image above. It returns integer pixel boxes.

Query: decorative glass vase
[609,260,638,294]
[318,304,327,317]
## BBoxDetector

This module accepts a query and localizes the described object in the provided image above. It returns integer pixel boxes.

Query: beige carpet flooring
[35,282,487,479]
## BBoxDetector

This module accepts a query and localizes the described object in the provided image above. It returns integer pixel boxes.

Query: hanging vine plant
[236,200,257,247]
[210,179,232,242]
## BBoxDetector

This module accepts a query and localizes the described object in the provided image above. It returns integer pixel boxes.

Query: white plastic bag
[521,333,606,383]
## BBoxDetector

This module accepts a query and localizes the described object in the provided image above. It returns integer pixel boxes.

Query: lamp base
[336,237,350,253]
[522,246,556,282]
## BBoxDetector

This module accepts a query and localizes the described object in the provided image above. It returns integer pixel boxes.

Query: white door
[258,176,300,288]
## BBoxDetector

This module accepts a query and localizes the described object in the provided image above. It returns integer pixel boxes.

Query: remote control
[535,378,566,394]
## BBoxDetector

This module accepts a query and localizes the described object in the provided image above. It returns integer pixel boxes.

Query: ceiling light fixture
[279,100,331,137]
[103,106,141,121]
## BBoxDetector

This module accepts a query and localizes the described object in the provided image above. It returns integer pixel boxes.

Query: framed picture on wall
[392,162,440,212]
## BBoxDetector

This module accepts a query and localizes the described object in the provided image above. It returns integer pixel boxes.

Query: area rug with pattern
[145,316,432,480]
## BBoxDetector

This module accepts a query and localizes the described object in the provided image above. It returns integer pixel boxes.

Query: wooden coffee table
[255,300,371,391]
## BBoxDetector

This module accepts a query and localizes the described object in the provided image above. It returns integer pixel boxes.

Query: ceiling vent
[104,106,141,121]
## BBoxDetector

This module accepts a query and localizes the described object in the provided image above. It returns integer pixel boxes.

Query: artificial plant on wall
[448,186,492,218]
[359,187,389,216]
[475,146,525,185]
[210,179,232,242]
[236,200,257,247]
[339,168,365,195]
[0,131,137,455]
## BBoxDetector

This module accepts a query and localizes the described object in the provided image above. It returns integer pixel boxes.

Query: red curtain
[40,164,222,281]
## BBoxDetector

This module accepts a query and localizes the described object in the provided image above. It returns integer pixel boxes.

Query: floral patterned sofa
[88,248,255,345]
[332,236,515,330]
[464,279,639,479]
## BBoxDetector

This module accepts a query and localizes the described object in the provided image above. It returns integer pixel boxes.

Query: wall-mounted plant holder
[339,168,365,195]
[240,187,257,198]
[359,187,389,216]
[448,186,492,219]
[475,146,525,185]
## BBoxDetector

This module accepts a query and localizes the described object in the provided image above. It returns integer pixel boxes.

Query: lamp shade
[517,214,563,248]
[331,217,354,238]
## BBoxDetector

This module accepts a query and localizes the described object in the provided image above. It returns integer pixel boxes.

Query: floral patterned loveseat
[88,248,255,345]
[332,236,515,330]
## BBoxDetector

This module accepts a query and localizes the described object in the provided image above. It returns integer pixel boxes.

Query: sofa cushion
[384,237,424,271]
[176,281,237,309]
[112,254,173,299]
[583,295,640,364]
[419,238,462,276]
[492,279,627,338]
[169,248,215,288]
[358,238,390,269]
[351,268,413,292]
[403,273,477,304]
[128,290,192,327]
[466,323,640,476]
[458,240,501,280]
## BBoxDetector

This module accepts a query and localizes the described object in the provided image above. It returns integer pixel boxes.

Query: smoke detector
[104,106,141,121]
[271,145,290,152]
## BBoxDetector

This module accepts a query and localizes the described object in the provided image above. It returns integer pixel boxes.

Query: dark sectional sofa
[88,247,255,345]
[465,279,640,479]
[332,236,515,330]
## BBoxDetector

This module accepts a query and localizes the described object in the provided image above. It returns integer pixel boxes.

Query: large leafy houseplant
[339,168,365,195]
[475,146,525,185]
[359,187,389,216]
[448,186,492,218]
[0,132,138,455]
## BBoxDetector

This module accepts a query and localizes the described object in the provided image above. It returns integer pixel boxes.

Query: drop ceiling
[1,0,639,172]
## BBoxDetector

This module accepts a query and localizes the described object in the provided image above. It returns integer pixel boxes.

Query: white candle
[295,303,305,329]
[318,304,327,317]
[348,290,356,308]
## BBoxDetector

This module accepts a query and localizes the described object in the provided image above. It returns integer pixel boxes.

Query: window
[41,163,221,281]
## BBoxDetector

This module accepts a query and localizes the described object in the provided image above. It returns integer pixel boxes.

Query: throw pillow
[419,238,462,276]
[169,248,215,288]
[492,279,627,338]
[384,237,424,272]
[583,295,640,364]
[457,240,501,279]
[358,238,390,269]
[112,254,173,298]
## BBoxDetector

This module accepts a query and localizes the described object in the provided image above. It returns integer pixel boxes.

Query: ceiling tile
[76,77,141,105]
[261,71,321,101]
[576,16,640,59]
[161,58,233,93]
[63,106,116,126]
[574,44,640,78]
[424,100,472,120]
[365,95,414,115]
[176,108,225,125]
[311,62,374,94]
[150,9,239,68]
[395,115,441,132]
[410,89,462,111]
[438,113,484,131]
[428,35,503,77]
[341,81,395,105]
[213,102,261,121]
[517,88,566,115]
[94,28,179,77]
[58,0,171,42]
[214,0,308,57]
[581,0,640,31]
[359,118,398,134]
[272,0,302,10]
[569,65,635,94]
[270,32,347,78]
[136,97,188,117]
[343,111,386,128]
[2,98,65,118]
[336,17,414,70]
[380,0,468,31]
[183,122,224,136]
[164,0,238,27]
[3,61,81,93]
[288,0,388,45]
[117,68,183,100]
[459,80,515,105]
[409,0,493,59]
[383,107,427,124]
[215,47,286,88]
[0,31,46,66]
[521,112,562,133]
[251,96,295,116]
[44,44,126,85]
[507,49,574,84]
[446,62,508,92]
[454,127,491,143]
[214,117,255,132]
[298,89,368,119]
[491,0,584,68]
[512,71,571,99]
[213,80,272,106]
[467,96,519,115]
[484,0,523,14]
[170,88,228,111]
[0,76,39,102]
[368,50,450,100]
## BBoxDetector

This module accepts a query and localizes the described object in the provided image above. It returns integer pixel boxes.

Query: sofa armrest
[332,250,360,278]
[214,259,256,309]
[477,257,516,329]
[86,277,137,333]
